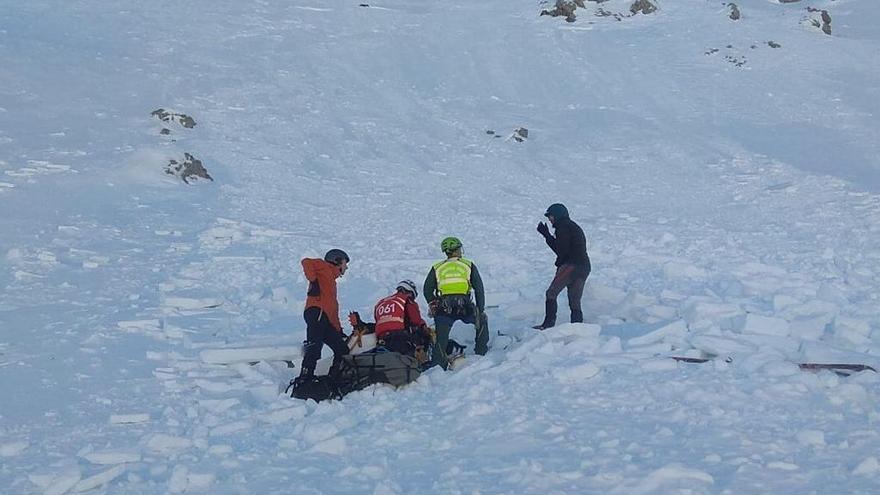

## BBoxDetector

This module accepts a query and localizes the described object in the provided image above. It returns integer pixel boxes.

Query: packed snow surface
[1,0,879,493]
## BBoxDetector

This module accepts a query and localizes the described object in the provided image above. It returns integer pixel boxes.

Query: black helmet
[324,249,350,266]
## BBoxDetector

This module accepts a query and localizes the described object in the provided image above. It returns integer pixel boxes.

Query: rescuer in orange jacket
[296,249,350,381]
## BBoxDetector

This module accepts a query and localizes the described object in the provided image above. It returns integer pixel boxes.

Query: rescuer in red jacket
[372,280,430,356]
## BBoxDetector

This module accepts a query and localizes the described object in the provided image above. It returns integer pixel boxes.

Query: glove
[537,222,550,238]
[348,311,362,329]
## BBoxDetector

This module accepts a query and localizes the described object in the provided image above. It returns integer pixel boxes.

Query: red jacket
[373,292,426,338]
[302,258,342,332]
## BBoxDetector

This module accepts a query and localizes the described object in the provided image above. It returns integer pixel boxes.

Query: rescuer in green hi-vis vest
[423,236,489,369]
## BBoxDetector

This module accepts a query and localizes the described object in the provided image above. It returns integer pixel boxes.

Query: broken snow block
[789,314,831,341]
[629,320,688,347]
[736,313,791,337]
[832,317,872,346]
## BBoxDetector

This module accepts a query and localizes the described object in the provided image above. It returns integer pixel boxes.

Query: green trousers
[431,311,489,370]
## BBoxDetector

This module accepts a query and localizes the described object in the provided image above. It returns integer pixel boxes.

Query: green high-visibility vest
[433,257,473,296]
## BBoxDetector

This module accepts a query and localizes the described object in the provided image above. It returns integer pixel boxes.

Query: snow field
[1,0,880,493]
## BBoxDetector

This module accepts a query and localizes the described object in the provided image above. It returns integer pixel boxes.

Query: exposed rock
[160,128,171,135]
[511,127,529,143]
[151,108,196,129]
[816,9,832,35]
[804,8,832,35]
[728,3,741,21]
[778,0,801,3]
[594,8,624,20]
[768,40,782,48]
[165,153,213,184]
[630,0,657,15]
[724,54,746,67]
[540,0,580,23]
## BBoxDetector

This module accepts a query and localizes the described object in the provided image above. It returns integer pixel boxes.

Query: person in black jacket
[535,203,591,329]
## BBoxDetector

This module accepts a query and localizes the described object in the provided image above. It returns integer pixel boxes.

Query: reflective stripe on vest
[433,257,473,296]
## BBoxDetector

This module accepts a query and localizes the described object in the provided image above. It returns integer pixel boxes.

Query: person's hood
[545,203,570,220]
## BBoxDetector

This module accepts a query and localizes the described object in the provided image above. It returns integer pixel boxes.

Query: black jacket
[544,217,591,276]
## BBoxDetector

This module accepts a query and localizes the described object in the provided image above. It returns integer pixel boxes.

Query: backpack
[288,375,341,402]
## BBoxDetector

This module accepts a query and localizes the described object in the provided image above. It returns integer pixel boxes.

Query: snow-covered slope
[2,1,879,493]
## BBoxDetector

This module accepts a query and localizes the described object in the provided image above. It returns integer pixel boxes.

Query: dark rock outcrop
[165,153,213,184]
[151,108,197,129]
[630,0,657,15]
[728,3,741,21]
[540,0,584,23]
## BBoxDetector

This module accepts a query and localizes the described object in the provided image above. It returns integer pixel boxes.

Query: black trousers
[300,307,349,374]
[379,330,417,356]
[542,264,589,327]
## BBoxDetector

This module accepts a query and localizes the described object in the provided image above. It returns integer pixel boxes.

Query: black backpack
[288,375,340,402]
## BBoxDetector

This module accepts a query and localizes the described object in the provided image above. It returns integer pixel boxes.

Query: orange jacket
[301,258,342,332]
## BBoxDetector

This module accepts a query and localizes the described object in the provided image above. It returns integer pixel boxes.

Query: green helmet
[440,236,462,254]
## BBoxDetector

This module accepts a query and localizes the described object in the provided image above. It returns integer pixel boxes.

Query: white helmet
[396,279,418,298]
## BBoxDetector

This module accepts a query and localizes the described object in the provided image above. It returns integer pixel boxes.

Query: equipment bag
[334,351,422,396]
[288,351,421,402]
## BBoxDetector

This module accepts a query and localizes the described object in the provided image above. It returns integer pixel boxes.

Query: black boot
[533,300,557,330]
[286,366,314,396]
[294,366,314,385]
